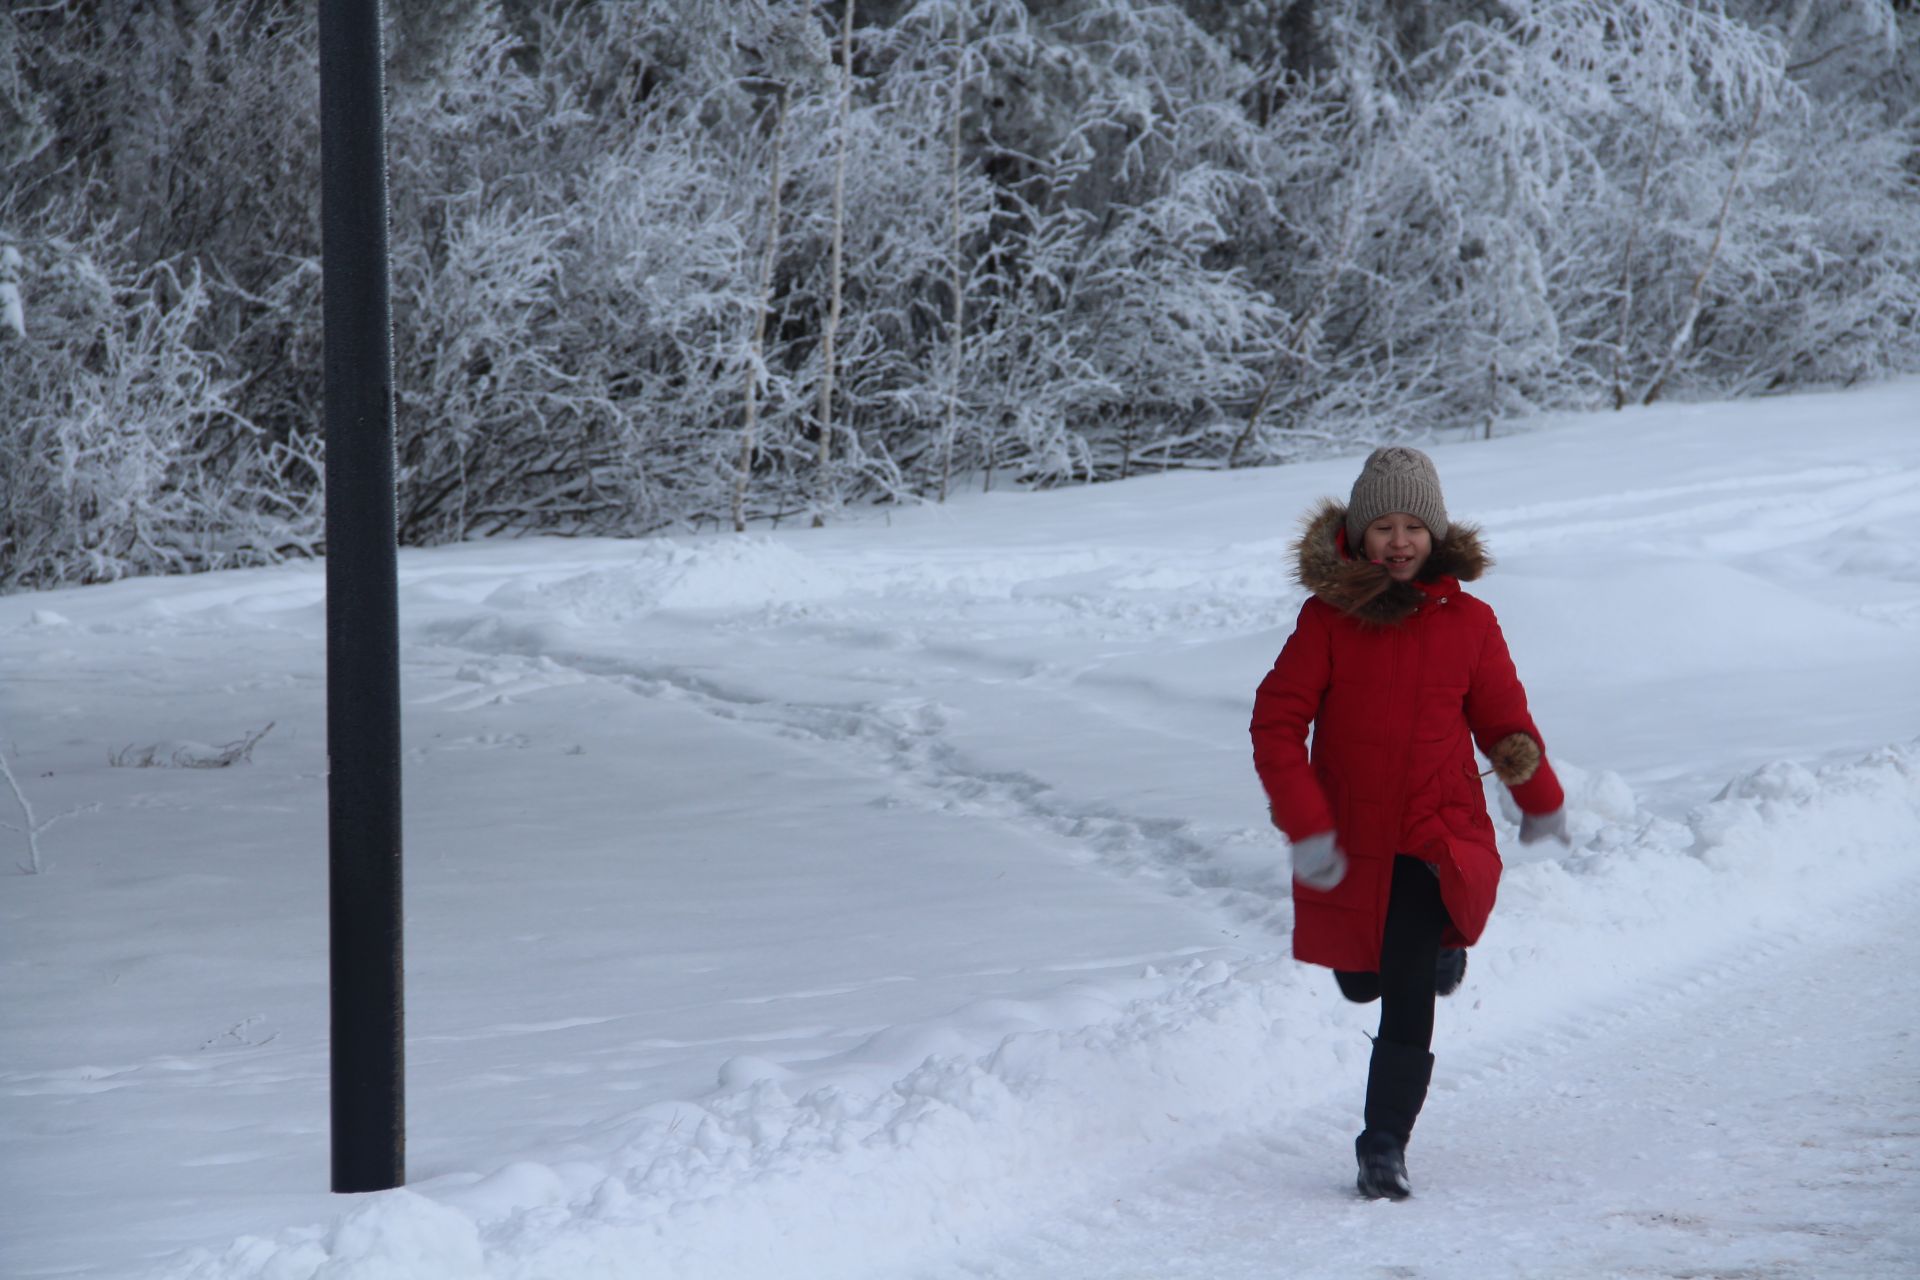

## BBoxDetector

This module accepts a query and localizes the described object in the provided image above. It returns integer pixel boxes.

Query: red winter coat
[1251,501,1564,972]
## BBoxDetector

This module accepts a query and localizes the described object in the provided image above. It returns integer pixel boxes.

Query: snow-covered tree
[5,0,1918,584]
[0,242,321,590]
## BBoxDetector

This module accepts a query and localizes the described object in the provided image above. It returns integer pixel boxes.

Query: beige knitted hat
[1345,446,1449,548]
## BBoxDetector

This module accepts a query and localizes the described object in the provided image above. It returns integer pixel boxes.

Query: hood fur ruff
[1293,498,1490,626]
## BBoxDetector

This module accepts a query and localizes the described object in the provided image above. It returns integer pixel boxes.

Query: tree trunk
[735,84,791,535]
[1612,104,1664,411]
[1279,0,1324,82]
[1228,182,1364,468]
[1640,94,1764,408]
[1483,349,1499,440]
[940,0,966,504]
[812,0,855,529]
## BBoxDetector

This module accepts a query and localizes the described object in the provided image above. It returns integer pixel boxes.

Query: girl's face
[1362,513,1432,581]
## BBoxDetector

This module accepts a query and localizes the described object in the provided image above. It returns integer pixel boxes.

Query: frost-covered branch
[109,722,275,771]
[1,749,98,875]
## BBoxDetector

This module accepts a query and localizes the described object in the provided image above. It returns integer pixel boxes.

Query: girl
[1250,445,1567,1200]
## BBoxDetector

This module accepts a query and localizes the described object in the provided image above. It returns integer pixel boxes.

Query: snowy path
[919,875,1920,1280]
[5,384,1920,1279]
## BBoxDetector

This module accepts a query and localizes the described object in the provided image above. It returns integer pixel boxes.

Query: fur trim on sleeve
[1487,732,1542,786]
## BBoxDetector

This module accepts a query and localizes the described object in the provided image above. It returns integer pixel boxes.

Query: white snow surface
[3,384,1919,1280]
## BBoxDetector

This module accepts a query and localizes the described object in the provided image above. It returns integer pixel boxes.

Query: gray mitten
[1518,807,1569,846]
[1291,831,1348,890]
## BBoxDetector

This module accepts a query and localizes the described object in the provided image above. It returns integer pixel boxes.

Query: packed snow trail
[916,875,1920,1280]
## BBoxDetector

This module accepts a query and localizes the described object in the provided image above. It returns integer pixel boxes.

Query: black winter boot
[1435,948,1467,997]
[1355,1129,1410,1200]
[1355,1039,1435,1200]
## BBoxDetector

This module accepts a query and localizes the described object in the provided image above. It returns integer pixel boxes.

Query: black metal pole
[320,0,404,1194]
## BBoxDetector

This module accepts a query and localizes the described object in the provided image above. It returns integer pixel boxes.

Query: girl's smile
[1363,513,1432,581]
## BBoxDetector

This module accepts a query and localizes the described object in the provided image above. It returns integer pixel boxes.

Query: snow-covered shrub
[0,237,322,591]
[108,722,275,770]
[1235,0,1795,439]
[906,0,1281,486]
[1670,2,1920,394]
[4,0,1917,580]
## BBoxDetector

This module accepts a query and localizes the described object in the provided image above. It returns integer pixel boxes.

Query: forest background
[3,0,1918,590]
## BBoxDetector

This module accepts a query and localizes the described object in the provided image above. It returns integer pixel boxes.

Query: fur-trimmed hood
[1293,498,1490,626]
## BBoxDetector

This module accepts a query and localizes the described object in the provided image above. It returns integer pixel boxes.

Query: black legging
[1334,854,1453,1051]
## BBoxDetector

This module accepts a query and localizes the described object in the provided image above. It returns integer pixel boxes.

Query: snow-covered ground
[3,383,1918,1280]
